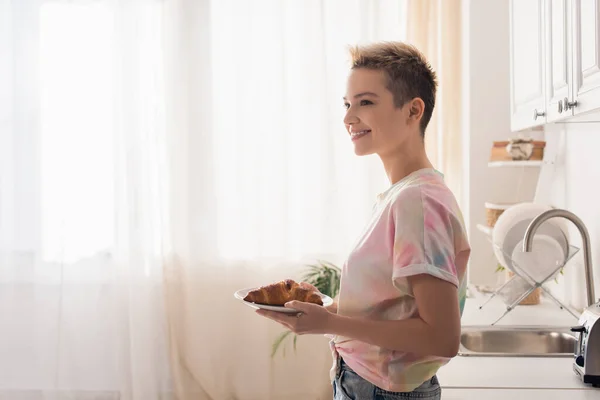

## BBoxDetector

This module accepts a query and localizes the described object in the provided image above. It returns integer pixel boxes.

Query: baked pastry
[243,279,323,306]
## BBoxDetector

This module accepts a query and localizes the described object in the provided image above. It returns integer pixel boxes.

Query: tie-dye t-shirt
[329,168,470,392]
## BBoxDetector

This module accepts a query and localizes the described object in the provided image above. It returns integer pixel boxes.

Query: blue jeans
[333,359,441,399]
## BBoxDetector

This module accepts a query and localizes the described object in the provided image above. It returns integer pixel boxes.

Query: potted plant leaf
[270,260,341,357]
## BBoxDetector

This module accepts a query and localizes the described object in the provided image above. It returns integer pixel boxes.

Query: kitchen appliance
[572,301,600,387]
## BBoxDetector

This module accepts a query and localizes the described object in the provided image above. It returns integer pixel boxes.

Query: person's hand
[256,301,335,335]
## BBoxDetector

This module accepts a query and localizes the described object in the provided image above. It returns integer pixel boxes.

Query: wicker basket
[508,271,541,305]
[485,202,513,227]
[490,140,546,162]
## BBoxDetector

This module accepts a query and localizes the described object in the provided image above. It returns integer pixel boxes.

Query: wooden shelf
[487,160,544,168]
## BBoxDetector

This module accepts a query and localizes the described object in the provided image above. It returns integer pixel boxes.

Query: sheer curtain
[1,1,464,399]
[406,0,464,209]
[1,0,171,398]
[163,1,408,399]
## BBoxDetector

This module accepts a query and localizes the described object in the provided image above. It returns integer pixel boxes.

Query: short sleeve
[390,185,467,297]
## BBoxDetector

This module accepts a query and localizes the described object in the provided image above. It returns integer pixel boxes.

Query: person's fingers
[284,300,314,312]
[256,309,298,325]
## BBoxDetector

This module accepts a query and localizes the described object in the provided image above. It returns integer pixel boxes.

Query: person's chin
[353,145,375,156]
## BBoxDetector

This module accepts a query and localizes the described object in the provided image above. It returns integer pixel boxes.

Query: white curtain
[406,0,464,209]
[163,1,408,399]
[1,0,172,398]
[1,1,462,399]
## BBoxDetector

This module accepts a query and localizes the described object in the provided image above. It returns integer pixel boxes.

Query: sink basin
[458,326,577,357]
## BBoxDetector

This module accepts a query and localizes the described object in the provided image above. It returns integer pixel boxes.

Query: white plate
[234,287,333,313]
[492,202,569,271]
[511,235,566,282]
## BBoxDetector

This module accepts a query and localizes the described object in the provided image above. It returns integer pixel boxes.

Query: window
[38,1,164,263]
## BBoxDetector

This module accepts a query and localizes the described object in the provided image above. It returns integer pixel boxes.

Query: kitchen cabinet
[509,0,600,131]
[545,0,572,122]
[572,0,600,115]
[443,389,599,400]
[509,0,547,131]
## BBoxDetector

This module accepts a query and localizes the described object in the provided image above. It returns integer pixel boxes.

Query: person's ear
[408,98,425,122]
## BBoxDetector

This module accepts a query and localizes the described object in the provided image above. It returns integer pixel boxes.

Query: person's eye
[360,99,374,106]
[343,103,350,110]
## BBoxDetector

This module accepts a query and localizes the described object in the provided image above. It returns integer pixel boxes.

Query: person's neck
[379,140,433,186]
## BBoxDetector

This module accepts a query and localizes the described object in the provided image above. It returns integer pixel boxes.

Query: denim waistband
[336,356,439,388]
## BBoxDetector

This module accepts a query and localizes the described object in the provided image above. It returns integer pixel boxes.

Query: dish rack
[478,233,580,325]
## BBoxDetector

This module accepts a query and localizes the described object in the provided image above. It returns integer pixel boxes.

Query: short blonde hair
[349,41,437,136]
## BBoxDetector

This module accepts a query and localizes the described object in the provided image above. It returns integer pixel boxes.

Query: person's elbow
[440,334,460,358]
[409,273,462,358]
[434,327,460,358]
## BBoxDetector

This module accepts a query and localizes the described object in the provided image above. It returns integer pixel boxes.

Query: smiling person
[256,41,470,400]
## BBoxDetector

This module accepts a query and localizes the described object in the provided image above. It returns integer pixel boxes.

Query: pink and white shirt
[329,168,470,392]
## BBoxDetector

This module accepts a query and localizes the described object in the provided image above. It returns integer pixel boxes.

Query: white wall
[463,0,542,288]
[540,123,600,311]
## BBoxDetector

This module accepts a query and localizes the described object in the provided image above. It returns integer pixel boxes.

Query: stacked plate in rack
[491,202,570,283]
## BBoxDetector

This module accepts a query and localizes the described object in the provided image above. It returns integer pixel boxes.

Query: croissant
[244,279,323,306]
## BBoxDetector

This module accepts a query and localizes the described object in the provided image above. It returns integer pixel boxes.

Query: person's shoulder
[387,171,453,204]
[420,179,461,211]
[389,181,423,203]
[387,172,463,220]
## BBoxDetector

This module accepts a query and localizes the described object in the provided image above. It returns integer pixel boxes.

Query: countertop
[436,289,600,398]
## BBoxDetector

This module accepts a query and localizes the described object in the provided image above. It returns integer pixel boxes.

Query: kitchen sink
[458,325,577,357]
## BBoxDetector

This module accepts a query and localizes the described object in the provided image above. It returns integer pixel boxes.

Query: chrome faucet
[522,209,597,307]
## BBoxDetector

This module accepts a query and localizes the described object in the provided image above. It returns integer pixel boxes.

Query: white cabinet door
[572,0,600,115]
[510,0,547,131]
[545,0,573,122]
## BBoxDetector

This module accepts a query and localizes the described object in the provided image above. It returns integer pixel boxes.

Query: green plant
[270,260,341,358]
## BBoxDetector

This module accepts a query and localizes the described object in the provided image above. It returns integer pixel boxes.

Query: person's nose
[343,109,359,127]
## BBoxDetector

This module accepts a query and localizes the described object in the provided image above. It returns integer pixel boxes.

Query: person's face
[343,68,421,157]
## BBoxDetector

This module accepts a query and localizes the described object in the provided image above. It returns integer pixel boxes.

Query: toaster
[572,300,600,387]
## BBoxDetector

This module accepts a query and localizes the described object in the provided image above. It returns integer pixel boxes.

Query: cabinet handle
[533,109,545,120]
[558,99,563,113]
[563,97,578,110]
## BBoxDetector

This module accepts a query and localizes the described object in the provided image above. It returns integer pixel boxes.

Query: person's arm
[257,189,467,357]
[257,274,460,358]
[325,296,338,313]
[327,273,460,358]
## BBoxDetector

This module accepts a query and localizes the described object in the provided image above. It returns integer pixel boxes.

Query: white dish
[492,203,569,271]
[234,287,333,313]
[511,235,566,282]
[499,219,568,270]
